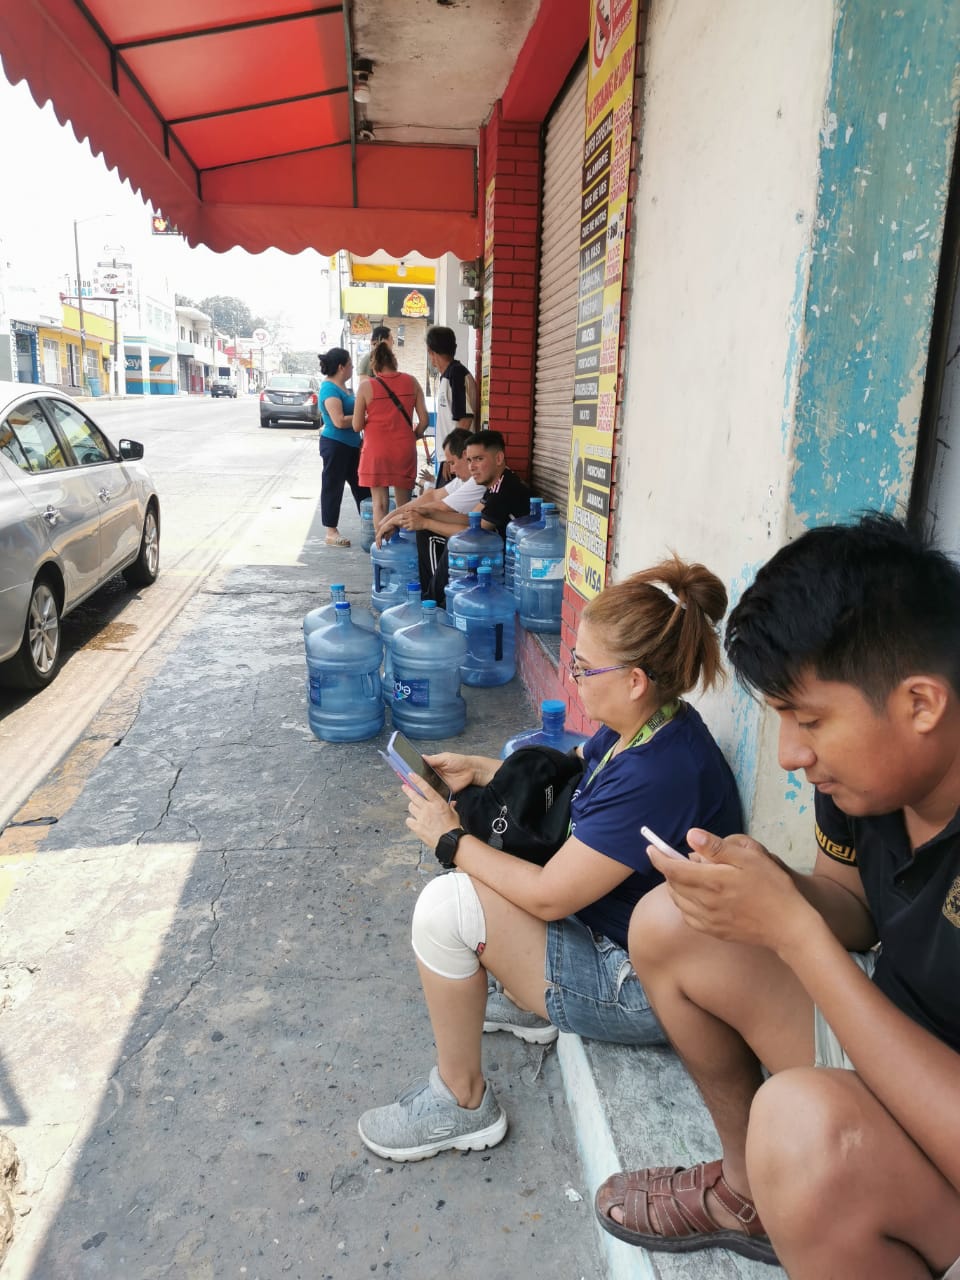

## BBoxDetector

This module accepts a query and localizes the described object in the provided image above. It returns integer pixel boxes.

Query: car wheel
[260,417,272,428]
[123,504,160,587]
[0,576,62,690]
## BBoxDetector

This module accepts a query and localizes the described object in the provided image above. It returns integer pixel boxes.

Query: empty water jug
[303,584,376,646]
[306,602,384,742]
[371,530,419,613]
[447,511,504,586]
[452,566,517,687]
[443,555,481,612]
[390,601,467,739]
[380,582,425,704]
[502,698,585,758]
[518,507,565,633]
[512,501,552,603]
[360,496,397,552]
[504,498,543,595]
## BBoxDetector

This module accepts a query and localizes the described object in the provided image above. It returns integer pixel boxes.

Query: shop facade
[474,0,960,853]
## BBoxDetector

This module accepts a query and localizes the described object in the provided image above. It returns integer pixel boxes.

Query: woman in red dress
[353,341,430,527]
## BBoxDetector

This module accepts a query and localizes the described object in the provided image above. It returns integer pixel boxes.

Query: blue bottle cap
[542,699,565,713]
[407,581,421,591]
[421,600,437,611]
[331,583,345,591]
[334,601,351,612]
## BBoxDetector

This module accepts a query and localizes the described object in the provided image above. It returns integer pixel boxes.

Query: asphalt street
[0,397,603,1280]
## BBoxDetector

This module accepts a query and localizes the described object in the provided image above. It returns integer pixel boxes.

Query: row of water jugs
[304,499,565,743]
[371,498,564,631]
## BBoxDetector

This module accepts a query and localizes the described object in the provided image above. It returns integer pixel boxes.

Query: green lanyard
[569,700,681,835]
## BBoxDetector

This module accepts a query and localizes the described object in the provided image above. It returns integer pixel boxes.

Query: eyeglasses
[569,653,657,683]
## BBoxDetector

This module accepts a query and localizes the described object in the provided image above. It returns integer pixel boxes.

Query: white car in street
[0,382,160,690]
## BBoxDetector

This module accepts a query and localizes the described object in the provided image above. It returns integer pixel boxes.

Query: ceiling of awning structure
[0,0,542,259]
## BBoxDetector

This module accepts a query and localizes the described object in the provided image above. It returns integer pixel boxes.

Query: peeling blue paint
[790,2,960,527]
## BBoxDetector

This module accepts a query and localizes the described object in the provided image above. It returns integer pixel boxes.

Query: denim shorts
[543,914,666,1045]
[813,951,878,1069]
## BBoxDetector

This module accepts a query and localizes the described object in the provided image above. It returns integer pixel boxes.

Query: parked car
[259,375,321,427]
[0,382,160,691]
[211,377,238,398]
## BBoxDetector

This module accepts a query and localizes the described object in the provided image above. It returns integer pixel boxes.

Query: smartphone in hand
[379,730,449,799]
[640,825,687,860]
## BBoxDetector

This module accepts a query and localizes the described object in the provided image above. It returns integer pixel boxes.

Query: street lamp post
[73,220,87,392]
[73,213,115,394]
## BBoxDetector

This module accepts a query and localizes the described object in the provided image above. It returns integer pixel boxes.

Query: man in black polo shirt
[395,429,530,605]
[593,515,960,1279]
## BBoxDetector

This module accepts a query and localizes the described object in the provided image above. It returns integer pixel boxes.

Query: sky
[0,60,335,347]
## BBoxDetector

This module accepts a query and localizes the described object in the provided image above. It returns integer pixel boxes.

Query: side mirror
[118,438,144,460]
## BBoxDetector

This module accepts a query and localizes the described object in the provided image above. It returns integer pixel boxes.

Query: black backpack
[453,746,585,866]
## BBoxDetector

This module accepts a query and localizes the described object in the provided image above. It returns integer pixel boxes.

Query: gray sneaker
[483,978,559,1045]
[358,1067,507,1162]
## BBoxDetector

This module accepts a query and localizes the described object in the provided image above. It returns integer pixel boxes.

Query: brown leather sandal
[594,1159,779,1265]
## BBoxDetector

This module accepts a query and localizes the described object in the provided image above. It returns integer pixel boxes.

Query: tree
[198,295,267,336]
[282,350,320,375]
[175,293,195,307]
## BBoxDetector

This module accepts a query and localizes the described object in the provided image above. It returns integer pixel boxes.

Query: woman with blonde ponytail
[358,555,744,1164]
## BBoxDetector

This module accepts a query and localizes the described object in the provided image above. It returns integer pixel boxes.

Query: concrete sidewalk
[0,467,782,1278]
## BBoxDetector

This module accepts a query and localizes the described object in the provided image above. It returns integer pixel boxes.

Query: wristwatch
[435,826,468,868]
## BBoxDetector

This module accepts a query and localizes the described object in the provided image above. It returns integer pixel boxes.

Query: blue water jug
[305,602,384,742]
[380,584,455,703]
[505,497,543,595]
[391,601,467,739]
[360,497,397,552]
[518,507,565,633]
[443,555,481,612]
[303,584,376,646]
[453,566,517,687]
[371,530,419,613]
[502,698,585,758]
[447,512,504,586]
[512,501,552,603]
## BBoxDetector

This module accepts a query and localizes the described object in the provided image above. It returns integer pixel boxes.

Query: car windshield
[269,376,312,391]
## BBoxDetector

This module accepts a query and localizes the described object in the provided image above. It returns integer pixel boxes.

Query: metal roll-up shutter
[532,59,587,511]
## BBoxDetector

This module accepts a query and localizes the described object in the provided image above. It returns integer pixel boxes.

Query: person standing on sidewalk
[427,325,477,436]
[356,325,393,380]
[352,339,430,529]
[317,347,369,548]
[357,558,742,1162]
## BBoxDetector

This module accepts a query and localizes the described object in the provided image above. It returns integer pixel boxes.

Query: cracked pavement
[0,489,603,1278]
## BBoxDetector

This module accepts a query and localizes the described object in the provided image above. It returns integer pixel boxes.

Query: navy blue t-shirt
[571,704,743,948]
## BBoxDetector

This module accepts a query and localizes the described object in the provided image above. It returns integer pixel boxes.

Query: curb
[556,1032,657,1280]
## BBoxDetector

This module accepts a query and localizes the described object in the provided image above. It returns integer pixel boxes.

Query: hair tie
[656,583,687,611]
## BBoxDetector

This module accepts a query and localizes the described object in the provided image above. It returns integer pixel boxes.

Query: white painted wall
[615,0,836,859]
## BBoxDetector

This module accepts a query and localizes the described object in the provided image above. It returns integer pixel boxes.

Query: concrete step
[558,1035,786,1279]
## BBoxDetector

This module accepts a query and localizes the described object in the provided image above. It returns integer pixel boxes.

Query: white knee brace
[411,872,487,979]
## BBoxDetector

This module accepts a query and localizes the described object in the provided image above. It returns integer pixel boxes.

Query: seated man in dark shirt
[595,514,960,1279]
[394,429,530,605]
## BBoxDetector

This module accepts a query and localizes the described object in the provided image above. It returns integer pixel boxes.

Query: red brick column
[478,105,540,479]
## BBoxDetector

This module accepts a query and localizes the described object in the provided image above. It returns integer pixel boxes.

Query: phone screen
[389,731,447,795]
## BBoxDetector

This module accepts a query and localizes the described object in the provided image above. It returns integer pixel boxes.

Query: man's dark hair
[426,325,457,358]
[465,430,506,453]
[442,427,472,457]
[725,512,960,706]
[371,325,391,344]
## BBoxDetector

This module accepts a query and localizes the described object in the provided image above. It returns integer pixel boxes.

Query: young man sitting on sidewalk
[391,430,530,605]
[595,514,960,1278]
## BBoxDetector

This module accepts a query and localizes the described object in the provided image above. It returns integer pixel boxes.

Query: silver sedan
[0,382,160,690]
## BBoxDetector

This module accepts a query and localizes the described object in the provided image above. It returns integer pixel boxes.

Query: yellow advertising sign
[564,0,638,601]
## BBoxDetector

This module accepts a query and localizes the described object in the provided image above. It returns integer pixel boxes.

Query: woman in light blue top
[318,347,370,547]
